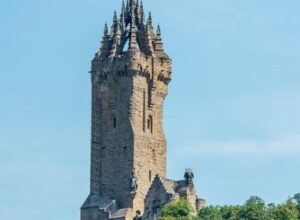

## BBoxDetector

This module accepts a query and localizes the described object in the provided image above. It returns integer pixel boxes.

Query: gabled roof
[160,178,176,195]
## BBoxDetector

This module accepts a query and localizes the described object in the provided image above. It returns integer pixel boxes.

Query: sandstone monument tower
[81,1,205,219]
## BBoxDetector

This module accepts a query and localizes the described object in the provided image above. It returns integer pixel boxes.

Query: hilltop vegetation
[160,194,300,220]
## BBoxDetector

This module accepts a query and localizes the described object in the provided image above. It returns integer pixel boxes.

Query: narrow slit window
[123,146,128,158]
[113,118,117,128]
[149,170,152,182]
[147,116,153,133]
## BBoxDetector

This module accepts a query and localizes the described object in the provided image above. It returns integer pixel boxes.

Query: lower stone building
[81,170,205,220]
[144,170,206,219]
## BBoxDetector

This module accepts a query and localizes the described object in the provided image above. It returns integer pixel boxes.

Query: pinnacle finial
[126,0,129,11]
[140,1,144,23]
[129,0,136,10]
[121,0,126,16]
[120,1,126,24]
[147,12,152,25]
[113,11,118,23]
[122,0,126,11]
[140,1,144,13]
[104,23,108,36]
[156,24,161,36]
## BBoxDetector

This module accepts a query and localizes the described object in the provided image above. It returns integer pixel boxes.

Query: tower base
[81,194,133,220]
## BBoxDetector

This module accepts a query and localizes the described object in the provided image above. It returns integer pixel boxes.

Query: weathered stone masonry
[81,1,205,220]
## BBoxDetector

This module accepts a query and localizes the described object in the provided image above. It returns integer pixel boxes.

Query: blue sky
[1,0,300,219]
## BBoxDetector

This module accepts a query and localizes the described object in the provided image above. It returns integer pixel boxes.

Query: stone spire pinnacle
[112,11,120,35]
[154,24,164,53]
[120,1,126,31]
[110,19,121,57]
[129,0,136,8]
[135,0,139,9]
[121,0,126,13]
[135,0,140,23]
[97,22,110,59]
[128,9,138,52]
[104,23,108,36]
[126,0,129,12]
[120,0,126,20]
[147,12,153,29]
[113,10,118,24]
[140,1,144,23]
[156,24,161,36]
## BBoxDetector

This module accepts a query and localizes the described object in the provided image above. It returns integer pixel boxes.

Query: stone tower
[81,0,172,219]
[81,1,204,220]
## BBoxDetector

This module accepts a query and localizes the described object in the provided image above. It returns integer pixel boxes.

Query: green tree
[198,206,222,220]
[293,193,300,218]
[271,199,299,220]
[160,194,300,220]
[160,200,194,220]
[237,196,268,220]
[220,205,241,220]
[266,203,277,220]
[293,193,300,204]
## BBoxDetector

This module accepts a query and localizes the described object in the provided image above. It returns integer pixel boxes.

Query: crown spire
[96,0,169,59]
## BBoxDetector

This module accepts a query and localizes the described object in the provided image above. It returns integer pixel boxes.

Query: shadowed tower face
[81,0,172,219]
